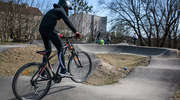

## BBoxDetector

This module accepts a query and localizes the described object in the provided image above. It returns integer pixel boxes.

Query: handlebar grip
[59,34,63,38]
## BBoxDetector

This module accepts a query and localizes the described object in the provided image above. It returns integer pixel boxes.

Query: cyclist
[39,0,81,77]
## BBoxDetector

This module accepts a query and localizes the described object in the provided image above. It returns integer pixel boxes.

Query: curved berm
[75,44,179,57]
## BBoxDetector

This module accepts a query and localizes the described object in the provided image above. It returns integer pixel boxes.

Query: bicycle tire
[68,51,92,83]
[12,62,52,100]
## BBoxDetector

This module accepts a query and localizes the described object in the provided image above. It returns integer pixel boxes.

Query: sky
[37,0,113,31]
[90,0,114,31]
[88,0,112,31]
[45,0,109,16]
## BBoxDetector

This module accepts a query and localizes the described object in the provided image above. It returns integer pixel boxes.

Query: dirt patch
[86,54,150,86]
[0,46,150,86]
[173,86,180,100]
[0,46,58,76]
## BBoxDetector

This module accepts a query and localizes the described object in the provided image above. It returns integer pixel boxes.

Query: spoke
[34,87,40,97]
[36,78,50,82]
[78,63,89,68]
[13,63,52,100]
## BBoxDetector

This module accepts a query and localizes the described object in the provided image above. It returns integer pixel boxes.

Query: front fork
[72,50,83,68]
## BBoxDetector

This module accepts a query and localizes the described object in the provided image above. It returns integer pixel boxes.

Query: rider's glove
[59,33,63,38]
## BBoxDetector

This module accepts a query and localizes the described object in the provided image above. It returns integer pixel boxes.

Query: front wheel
[68,51,92,83]
[12,63,52,100]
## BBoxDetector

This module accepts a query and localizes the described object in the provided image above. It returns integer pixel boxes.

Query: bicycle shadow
[47,85,76,96]
[9,85,76,100]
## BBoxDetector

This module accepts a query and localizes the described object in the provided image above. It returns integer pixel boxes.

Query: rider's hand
[75,32,82,39]
[58,33,63,38]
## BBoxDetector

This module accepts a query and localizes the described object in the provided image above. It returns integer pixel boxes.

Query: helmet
[57,0,72,10]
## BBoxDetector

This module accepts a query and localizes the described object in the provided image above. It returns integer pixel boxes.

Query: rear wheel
[12,63,52,100]
[68,51,92,83]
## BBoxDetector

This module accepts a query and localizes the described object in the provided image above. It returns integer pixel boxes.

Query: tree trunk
[160,26,170,47]
[148,36,151,46]
[138,34,145,46]
[168,32,172,48]
[156,35,160,47]
[173,34,177,48]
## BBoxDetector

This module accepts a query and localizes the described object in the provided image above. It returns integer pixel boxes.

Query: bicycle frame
[12,35,90,100]
[39,38,78,79]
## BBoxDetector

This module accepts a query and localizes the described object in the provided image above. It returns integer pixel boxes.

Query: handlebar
[59,33,81,39]
[60,35,76,39]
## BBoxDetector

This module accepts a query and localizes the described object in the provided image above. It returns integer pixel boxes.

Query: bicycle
[12,35,92,100]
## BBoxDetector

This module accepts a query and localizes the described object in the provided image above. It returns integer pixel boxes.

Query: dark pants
[39,28,65,70]
[133,38,137,45]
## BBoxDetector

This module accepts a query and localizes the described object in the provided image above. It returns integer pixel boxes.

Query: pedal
[53,75,62,83]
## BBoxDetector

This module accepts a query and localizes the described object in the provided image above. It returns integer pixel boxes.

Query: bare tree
[106,0,179,48]
[160,0,179,47]
[0,0,51,42]
[0,1,14,42]
[70,0,93,15]
[106,0,148,45]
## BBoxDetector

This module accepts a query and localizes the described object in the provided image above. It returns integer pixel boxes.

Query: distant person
[105,35,111,44]
[39,0,81,77]
[96,31,101,43]
[133,34,138,45]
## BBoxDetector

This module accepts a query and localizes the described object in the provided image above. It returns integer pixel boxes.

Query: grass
[86,54,150,86]
[0,46,59,76]
[174,86,180,100]
[178,50,180,58]
[0,41,25,45]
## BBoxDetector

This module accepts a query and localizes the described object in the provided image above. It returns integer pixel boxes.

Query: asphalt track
[0,44,180,100]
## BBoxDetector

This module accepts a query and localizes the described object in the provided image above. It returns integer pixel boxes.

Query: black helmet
[54,0,72,10]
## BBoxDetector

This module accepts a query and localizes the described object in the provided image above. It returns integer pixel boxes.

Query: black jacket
[39,7,77,33]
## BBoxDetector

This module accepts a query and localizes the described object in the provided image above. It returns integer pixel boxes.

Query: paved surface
[75,44,179,57]
[0,44,180,100]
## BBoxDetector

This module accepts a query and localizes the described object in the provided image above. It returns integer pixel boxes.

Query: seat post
[42,55,48,65]
[36,50,50,65]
